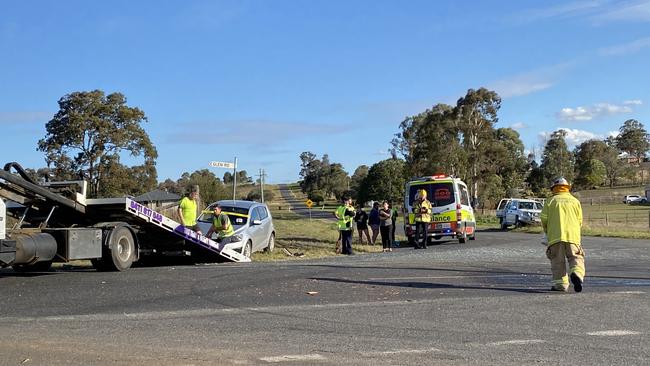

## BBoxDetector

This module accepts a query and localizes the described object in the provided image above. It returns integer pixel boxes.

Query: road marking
[487,339,546,346]
[260,354,327,363]
[613,291,645,294]
[360,348,441,356]
[587,330,641,336]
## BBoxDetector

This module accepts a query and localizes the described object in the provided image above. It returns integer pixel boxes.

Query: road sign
[305,199,313,208]
[209,161,236,169]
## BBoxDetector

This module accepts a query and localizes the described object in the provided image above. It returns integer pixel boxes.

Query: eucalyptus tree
[455,88,501,201]
[391,103,464,178]
[540,130,574,185]
[38,90,157,197]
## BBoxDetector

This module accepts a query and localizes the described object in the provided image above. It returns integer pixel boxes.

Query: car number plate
[435,223,451,229]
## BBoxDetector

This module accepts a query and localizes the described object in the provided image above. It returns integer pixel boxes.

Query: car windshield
[409,182,455,207]
[198,205,249,227]
[519,201,542,210]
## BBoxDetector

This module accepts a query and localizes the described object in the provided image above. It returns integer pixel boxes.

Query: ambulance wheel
[469,232,476,240]
[458,233,467,244]
[92,227,135,272]
[241,240,253,258]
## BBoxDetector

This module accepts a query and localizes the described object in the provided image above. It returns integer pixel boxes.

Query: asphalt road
[277,184,334,220]
[1,231,649,366]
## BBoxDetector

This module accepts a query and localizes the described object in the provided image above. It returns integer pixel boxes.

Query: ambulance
[403,174,476,244]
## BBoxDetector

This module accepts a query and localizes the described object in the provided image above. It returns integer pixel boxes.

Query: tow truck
[0,162,250,272]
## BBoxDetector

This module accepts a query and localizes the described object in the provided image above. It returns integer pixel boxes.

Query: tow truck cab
[403,175,476,244]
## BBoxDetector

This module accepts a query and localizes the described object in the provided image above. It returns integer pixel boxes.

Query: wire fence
[477,207,650,231]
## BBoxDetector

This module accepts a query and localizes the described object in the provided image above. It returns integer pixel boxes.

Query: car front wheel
[241,240,253,258]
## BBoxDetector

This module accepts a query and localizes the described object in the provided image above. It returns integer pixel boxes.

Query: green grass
[253,208,383,261]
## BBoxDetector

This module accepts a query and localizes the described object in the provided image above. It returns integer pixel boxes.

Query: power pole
[258,168,267,203]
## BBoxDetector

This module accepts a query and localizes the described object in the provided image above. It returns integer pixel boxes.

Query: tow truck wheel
[264,233,275,253]
[93,227,135,272]
[241,240,253,258]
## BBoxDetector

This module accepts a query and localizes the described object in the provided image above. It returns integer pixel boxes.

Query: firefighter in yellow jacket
[540,177,585,292]
[412,189,432,249]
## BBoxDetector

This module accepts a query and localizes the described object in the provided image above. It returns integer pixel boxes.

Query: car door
[248,206,263,250]
[255,206,272,249]
[506,200,518,224]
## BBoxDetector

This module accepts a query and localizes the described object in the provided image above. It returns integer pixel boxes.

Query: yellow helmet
[419,189,427,198]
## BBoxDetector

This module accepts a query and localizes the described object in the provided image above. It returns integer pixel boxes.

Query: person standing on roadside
[334,196,356,255]
[368,201,380,245]
[412,189,432,249]
[540,177,585,293]
[390,202,399,247]
[379,201,393,252]
[354,205,372,244]
[178,185,202,235]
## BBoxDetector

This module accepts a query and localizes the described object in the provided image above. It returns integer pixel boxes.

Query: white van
[403,175,476,244]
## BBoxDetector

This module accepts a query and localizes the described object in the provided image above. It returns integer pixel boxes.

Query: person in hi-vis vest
[334,197,356,255]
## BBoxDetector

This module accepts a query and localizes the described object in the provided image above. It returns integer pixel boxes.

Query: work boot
[550,286,567,292]
[570,273,583,293]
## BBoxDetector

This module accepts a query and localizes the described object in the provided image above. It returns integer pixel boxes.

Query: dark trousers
[380,225,392,249]
[415,221,428,248]
[340,230,353,255]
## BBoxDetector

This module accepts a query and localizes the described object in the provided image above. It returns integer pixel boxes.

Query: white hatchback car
[197,200,275,258]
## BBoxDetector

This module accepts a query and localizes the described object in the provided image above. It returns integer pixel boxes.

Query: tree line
[299,88,649,208]
[26,90,261,203]
[17,89,650,208]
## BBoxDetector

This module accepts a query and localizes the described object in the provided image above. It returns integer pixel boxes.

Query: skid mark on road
[260,354,327,363]
[486,339,546,346]
[586,330,642,336]
[368,274,535,281]
[359,348,442,356]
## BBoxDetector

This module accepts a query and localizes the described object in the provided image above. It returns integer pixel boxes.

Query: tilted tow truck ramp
[124,198,251,263]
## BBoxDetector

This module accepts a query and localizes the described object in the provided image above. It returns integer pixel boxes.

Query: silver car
[197,200,275,258]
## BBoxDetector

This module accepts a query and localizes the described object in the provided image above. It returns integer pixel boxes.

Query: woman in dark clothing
[354,205,372,244]
[379,201,393,252]
[390,202,398,246]
[368,201,381,245]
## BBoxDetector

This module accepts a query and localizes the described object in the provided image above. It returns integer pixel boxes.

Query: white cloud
[510,122,528,130]
[511,1,603,24]
[591,0,650,23]
[556,100,642,122]
[538,128,601,148]
[167,119,347,150]
[599,37,650,56]
[488,62,574,98]
[0,111,51,125]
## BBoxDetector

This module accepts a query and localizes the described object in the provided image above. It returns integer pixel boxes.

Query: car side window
[256,206,268,220]
[250,208,261,222]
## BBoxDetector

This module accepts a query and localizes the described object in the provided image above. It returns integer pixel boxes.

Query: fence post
[605,212,609,226]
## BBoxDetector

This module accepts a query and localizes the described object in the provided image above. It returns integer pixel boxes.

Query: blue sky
[1,0,649,184]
